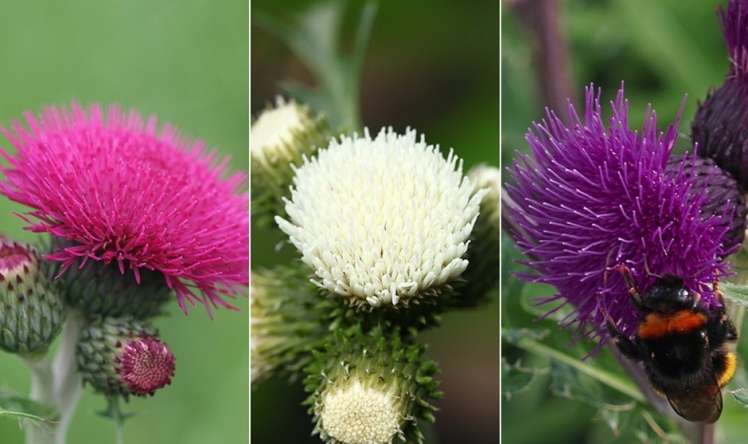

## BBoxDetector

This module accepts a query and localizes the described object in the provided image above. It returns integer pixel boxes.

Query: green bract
[47,237,172,320]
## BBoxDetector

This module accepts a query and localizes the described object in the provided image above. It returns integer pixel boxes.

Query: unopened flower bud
[77,316,175,398]
[251,98,330,225]
[305,327,439,444]
[0,237,64,355]
[693,0,748,191]
[251,266,327,384]
[455,164,501,306]
[667,153,747,253]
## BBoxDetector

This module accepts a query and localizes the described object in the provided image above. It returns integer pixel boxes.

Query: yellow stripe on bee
[719,352,737,388]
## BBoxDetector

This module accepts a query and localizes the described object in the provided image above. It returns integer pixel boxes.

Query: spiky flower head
[0,237,64,355]
[276,128,485,310]
[504,85,731,340]
[455,164,501,306]
[666,153,747,253]
[693,0,748,190]
[304,327,439,444]
[0,104,249,314]
[77,316,175,397]
[251,266,327,384]
[251,97,330,225]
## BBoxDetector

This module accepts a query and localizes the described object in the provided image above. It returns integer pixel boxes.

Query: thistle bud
[667,153,747,253]
[0,237,64,355]
[76,316,175,398]
[251,98,330,226]
[454,164,501,306]
[48,238,172,319]
[251,266,327,384]
[692,0,748,191]
[304,327,440,444]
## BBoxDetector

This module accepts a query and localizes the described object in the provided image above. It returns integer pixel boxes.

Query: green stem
[513,336,645,403]
[24,310,84,444]
[116,423,124,444]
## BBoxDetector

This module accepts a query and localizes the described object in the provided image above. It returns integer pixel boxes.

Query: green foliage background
[251,1,499,442]
[502,0,748,442]
[0,2,248,443]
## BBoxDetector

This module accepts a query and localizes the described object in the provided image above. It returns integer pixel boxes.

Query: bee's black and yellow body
[609,274,737,423]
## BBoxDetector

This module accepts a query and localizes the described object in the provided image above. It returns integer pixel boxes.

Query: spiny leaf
[721,281,748,308]
[501,358,547,400]
[0,390,58,424]
[550,361,636,436]
[504,328,644,403]
[729,387,748,406]
[635,410,686,444]
[502,327,549,344]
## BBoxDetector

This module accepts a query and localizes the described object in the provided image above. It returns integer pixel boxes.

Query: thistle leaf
[729,387,748,406]
[721,281,748,308]
[501,358,547,400]
[0,390,58,424]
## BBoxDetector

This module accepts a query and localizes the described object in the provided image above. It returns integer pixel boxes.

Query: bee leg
[606,318,642,361]
[707,311,738,344]
[615,264,643,309]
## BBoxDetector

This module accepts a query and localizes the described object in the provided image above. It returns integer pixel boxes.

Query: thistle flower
[455,164,501,306]
[77,316,175,397]
[304,327,439,444]
[693,0,748,190]
[0,237,64,355]
[251,98,330,225]
[251,266,327,384]
[0,104,249,314]
[666,153,747,253]
[504,85,731,340]
[276,128,485,310]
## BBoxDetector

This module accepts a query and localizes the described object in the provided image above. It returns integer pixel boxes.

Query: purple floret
[505,85,731,342]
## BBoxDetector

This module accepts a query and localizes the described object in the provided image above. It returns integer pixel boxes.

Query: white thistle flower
[319,379,402,444]
[276,128,485,308]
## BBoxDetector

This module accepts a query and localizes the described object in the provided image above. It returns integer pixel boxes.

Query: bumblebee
[607,269,737,423]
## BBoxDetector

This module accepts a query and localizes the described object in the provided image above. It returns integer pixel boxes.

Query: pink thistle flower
[0,103,249,314]
[117,336,176,396]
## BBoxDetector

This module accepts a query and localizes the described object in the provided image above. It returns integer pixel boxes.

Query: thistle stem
[24,310,84,444]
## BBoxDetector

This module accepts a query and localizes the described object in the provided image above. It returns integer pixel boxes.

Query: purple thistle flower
[505,85,731,341]
[693,0,748,190]
[0,104,249,314]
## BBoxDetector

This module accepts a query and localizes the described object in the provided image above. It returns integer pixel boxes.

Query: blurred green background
[0,2,248,444]
[502,0,748,442]
[251,1,499,443]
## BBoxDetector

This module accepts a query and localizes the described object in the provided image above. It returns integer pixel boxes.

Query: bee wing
[665,382,723,423]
